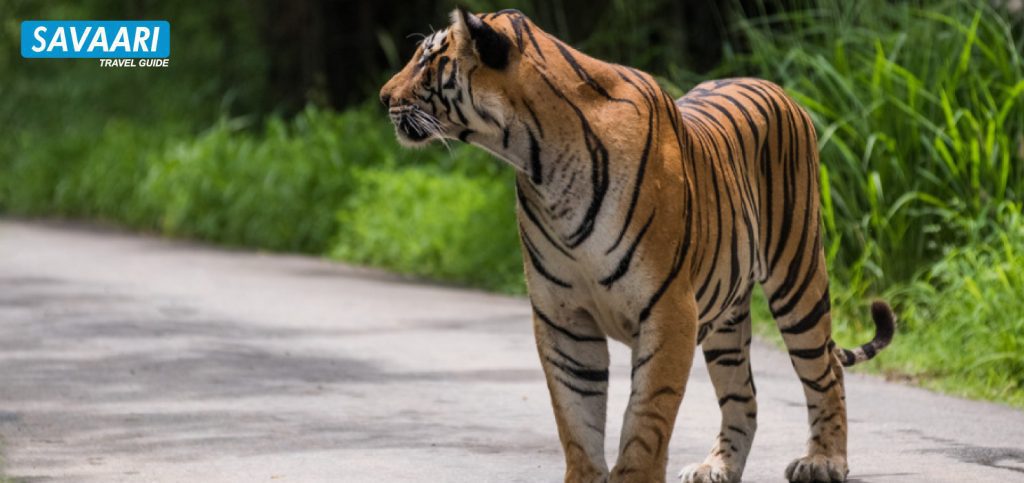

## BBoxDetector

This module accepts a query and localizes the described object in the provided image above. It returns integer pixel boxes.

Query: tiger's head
[379,8,524,148]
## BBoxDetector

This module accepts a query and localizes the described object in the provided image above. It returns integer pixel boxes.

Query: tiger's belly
[575,265,758,347]
[532,196,763,348]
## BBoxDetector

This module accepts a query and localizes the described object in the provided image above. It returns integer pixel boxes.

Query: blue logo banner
[22,20,170,58]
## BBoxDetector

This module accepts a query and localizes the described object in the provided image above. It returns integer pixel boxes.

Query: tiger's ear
[451,7,510,70]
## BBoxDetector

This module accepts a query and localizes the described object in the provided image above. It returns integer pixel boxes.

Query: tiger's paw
[678,462,740,483]
[784,454,848,482]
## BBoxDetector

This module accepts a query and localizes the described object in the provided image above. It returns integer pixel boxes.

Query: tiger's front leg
[532,305,612,483]
[610,291,698,482]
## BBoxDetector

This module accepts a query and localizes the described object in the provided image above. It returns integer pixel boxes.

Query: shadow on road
[0,274,545,478]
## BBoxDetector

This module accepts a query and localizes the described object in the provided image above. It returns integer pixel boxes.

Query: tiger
[380,8,895,483]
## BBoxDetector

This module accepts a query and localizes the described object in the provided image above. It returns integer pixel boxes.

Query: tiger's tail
[832,301,896,367]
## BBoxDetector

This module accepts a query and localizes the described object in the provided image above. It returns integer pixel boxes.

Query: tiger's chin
[393,124,440,148]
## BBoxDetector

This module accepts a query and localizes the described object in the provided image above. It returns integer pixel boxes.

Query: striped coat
[380,8,894,483]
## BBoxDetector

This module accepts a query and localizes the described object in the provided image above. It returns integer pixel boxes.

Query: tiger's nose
[380,93,391,107]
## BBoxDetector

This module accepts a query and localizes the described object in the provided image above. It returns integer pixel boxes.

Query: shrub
[830,202,1024,406]
[138,105,414,252]
[332,166,523,293]
[728,0,1024,287]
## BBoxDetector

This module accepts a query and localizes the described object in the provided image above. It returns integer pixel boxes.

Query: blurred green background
[2,0,1023,406]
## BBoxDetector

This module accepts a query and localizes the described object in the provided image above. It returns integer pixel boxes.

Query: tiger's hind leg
[764,250,849,482]
[679,289,756,483]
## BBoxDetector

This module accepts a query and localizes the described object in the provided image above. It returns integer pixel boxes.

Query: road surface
[0,220,1022,482]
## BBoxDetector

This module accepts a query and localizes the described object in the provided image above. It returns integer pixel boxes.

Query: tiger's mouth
[389,104,441,145]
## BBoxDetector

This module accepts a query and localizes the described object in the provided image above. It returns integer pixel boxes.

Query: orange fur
[381,9,894,483]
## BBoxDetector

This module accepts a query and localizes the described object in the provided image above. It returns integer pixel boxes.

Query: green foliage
[139,107,395,252]
[727,0,1024,287]
[1,103,525,290]
[897,204,1024,405]
[334,166,523,292]
[0,120,179,221]
[828,203,1024,407]
[728,0,1024,405]
[0,0,268,223]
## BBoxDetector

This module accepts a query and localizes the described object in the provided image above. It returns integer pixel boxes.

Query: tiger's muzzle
[388,103,436,144]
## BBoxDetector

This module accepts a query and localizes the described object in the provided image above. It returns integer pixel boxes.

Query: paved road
[0,220,1022,482]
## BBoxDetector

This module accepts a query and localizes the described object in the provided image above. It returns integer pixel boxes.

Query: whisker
[412,110,451,152]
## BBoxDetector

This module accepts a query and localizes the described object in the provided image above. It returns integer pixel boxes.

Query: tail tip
[869,300,896,344]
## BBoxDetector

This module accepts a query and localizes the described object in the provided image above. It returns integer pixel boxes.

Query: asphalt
[0,219,1022,482]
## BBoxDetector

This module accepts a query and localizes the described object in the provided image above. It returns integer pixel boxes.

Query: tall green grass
[873,202,1024,406]
[727,0,1024,288]
[725,0,1024,406]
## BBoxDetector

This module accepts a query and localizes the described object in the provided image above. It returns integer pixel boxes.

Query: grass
[0,103,525,291]
[333,166,523,292]
[724,0,1024,287]
[751,205,1024,408]
[723,0,1024,407]
[871,202,1024,406]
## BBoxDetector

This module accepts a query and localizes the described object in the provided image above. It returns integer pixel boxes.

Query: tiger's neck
[468,63,688,253]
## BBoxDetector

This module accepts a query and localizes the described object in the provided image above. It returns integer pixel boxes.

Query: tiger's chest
[540,243,664,345]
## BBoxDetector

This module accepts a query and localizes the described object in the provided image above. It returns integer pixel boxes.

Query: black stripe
[638,189,694,323]
[508,12,526,52]
[544,356,609,382]
[554,375,605,397]
[599,209,655,287]
[522,99,545,138]
[839,348,857,366]
[727,425,748,436]
[768,228,822,319]
[715,358,744,367]
[515,181,576,260]
[718,394,753,407]
[696,323,712,345]
[631,349,658,378]
[620,436,653,455]
[698,282,721,320]
[703,348,741,363]
[549,36,637,111]
[528,128,542,183]
[606,105,654,254]
[769,93,800,272]
[553,346,584,366]
[537,72,609,248]
[523,232,572,288]
[534,307,604,343]
[788,340,830,359]
[769,163,816,307]
[799,365,836,392]
[452,100,469,125]
[724,310,750,326]
[779,289,830,335]
[801,377,839,393]
[693,138,724,301]
[520,20,546,60]
[435,56,450,92]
